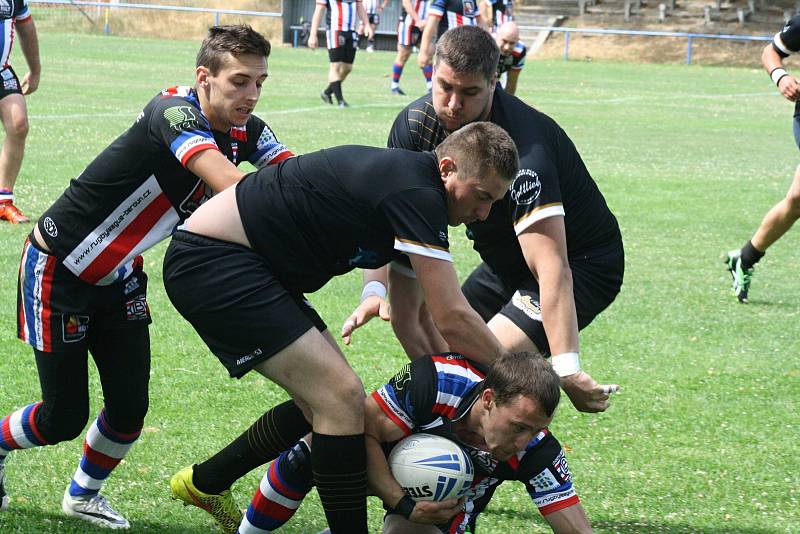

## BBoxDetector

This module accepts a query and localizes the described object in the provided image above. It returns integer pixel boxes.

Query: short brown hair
[435,122,519,184]
[435,25,499,82]
[196,25,271,75]
[482,352,561,417]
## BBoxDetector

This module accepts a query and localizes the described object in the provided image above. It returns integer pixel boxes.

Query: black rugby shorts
[327,30,358,64]
[163,231,327,378]
[0,66,22,100]
[462,244,624,356]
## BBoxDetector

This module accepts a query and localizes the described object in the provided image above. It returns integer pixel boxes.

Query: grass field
[0,32,798,533]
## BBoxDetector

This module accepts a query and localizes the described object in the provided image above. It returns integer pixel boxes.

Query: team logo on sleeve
[43,217,58,238]
[529,468,560,492]
[552,450,571,481]
[510,169,541,206]
[163,106,199,131]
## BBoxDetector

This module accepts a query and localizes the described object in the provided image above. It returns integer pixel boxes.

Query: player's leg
[0,89,30,223]
[388,261,448,359]
[3,239,94,511]
[162,234,367,533]
[391,44,412,94]
[415,27,433,92]
[367,21,377,51]
[251,328,367,533]
[727,163,800,302]
[238,438,314,533]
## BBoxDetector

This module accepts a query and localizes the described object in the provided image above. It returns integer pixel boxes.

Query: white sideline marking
[28,92,775,121]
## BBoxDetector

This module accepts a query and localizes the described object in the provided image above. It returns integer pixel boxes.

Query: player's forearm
[366,435,406,508]
[310,7,324,32]
[420,18,438,55]
[539,265,579,356]
[506,71,520,95]
[433,306,503,364]
[17,20,41,74]
[357,4,371,28]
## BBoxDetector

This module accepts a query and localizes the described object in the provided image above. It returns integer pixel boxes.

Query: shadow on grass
[477,507,777,534]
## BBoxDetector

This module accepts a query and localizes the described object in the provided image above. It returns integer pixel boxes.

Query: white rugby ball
[388,433,474,501]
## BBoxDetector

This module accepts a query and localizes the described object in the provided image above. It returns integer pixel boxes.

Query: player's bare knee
[6,117,28,139]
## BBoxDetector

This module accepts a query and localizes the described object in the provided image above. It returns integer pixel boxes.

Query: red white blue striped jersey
[364,0,380,15]
[36,86,292,286]
[399,0,429,22]
[497,40,526,75]
[0,0,32,68]
[372,354,580,532]
[427,0,480,37]
[484,0,512,29]
[318,0,362,32]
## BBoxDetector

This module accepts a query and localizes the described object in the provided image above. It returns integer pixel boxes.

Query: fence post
[747,0,755,13]
[563,31,570,61]
[578,0,586,15]
[686,35,693,64]
[624,0,631,22]
[704,5,711,25]
[737,7,746,25]
[714,0,721,10]
[659,3,666,22]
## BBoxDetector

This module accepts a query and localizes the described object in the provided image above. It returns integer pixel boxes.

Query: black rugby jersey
[427,0,479,37]
[373,354,579,532]
[235,146,452,294]
[772,14,800,117]
[388,89,621,285]
[37,86,292,286]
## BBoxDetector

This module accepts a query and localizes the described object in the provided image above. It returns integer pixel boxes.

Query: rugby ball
[388,433,474,501]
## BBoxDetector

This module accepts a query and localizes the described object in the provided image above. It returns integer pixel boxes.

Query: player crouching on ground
[231,352,592,534]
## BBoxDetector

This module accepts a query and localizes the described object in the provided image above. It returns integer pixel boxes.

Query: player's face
[441,160,509,225]
[432,62,496,132]
[496,33,518,56]
[198,52,268,130]
[482,393,552,461]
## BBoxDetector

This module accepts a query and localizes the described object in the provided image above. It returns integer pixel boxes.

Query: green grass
[0,32,798,533]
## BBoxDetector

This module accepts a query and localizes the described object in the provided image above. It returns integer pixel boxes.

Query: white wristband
[551,352,581,377]
[771,67,788,86]
[360,280,387,303]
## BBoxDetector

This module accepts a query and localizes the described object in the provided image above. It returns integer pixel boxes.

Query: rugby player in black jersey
[229,352,592,534]
[0,26,291,529]
[344,25,625,415]
[161,122,518,533]
[724,15,800,303]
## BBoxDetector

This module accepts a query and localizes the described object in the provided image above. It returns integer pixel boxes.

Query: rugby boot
[0,463,8,511]
[320,91,333,105]
[724,250,753,303]
[170,465,242,534]
[0,200,29,223]
[62,488,130,529]
[338,99,350,108]
[391,87,406,96]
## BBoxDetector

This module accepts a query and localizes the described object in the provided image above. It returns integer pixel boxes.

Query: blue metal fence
[520,25,773,65]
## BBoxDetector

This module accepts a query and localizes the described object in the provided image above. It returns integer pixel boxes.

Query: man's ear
[438,156,457,179]
[196,66,210,89]
[481,388,495,410]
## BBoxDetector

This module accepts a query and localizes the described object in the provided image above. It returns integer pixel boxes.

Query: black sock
[331,81,344,103]
[323,83,334,96]
[312,432,367,534]
[193,400,311,494]
[740,240,765,270]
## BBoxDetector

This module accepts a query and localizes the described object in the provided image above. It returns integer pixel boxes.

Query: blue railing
[520,25,773,65]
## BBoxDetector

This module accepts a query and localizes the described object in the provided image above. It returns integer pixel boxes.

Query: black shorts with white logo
[0,66,22,100]
[17,236,151,353]
[462,242,624,355]
[327,30,358,64]
[163,230,327,378]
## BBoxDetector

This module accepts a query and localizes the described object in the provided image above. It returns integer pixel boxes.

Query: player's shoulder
[513,41,527,56]
[149,86,208,127]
